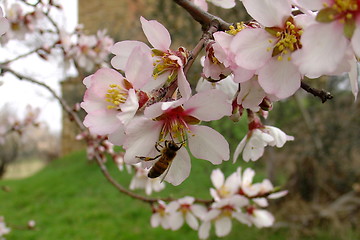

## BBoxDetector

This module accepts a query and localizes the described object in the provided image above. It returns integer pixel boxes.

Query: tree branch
[173,0,231,31]
[301,81,333,103]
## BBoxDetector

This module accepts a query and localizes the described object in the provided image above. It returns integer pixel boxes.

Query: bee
[136,140,184,181]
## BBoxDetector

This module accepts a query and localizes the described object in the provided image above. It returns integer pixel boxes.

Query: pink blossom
[233,118,294,162]
[111,17,192,99]
[190,0,236,11]
[210,168,241,201]
[81,55,152,145]
[198,196,249,239]
[166,196,207,230]
[123,89,232,185]
[151,201,171,229]
[232,0,306,98]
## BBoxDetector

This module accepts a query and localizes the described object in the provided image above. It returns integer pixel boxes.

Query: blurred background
[1,1,360,239]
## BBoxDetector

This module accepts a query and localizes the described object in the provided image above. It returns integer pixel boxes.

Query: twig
[301,81,333,103]
[173,0,231,31]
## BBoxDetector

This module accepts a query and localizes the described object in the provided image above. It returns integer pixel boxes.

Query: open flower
[111,16,192,99]
[166,196,207,230]
[198,196,249,239]
[233,115,294,162]
[210,168,241,201]
[232,0,306,99]
[81,47,152,145]
[124,89,232,185]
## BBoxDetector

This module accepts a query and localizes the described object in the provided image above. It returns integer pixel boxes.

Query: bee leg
[155,142,163,152]
[136,154,161,162]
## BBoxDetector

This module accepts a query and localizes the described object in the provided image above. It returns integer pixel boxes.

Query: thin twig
[173,0,231,31]
[301,81,333,103]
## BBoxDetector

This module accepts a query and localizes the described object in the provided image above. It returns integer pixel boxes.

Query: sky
[0,1,78,133]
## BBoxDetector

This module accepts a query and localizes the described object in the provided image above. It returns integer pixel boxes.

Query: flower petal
[258,57,301,99]
[125,46,153,89]
[184,89,232,121]
[186,212,199,230]
[211,169,225,189]
[110,40,150,70]
[140,16,171,51]
[164,147,191,186]
[215,216,232,237]
[188,125,230,164]
[232,28,275,70]
[177,69,192,100]
[198,221,211,240]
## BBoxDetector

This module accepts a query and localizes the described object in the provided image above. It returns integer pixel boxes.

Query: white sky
[0,1,78,133]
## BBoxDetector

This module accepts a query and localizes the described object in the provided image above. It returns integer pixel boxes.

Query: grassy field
[2,151,358,240]
[1,118,359,239]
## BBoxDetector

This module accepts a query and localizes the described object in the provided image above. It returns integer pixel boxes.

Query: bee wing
[162,147,191,186]
[160,160,172,183]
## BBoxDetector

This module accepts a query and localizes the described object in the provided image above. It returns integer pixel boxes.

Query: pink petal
[241,0,291,27]
[123,117,162,164]
[108,126,126,145]
[252,209,274,228]
[292,0,325,10]
[83,109,122,135]
[193,0,208,11]
[188,125,230,164]
[233,137,246,163]
[351,24,360,58]
[215,216,232,237]
[258,57,301,99]
[210,0,236,9]
[177,69,192,100]
[110,40,150,70]
[164,148,191,186]
[140,16,171,51]
[125,46,153,89]
[117,89,139,125]
[348,55,359,100]
[232,28,275,70]
[292,22,349,78]
[211,169,225,189]
[184,89,232,121]
[232,66,255,83]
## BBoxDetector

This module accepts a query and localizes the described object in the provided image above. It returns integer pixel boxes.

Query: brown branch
[173,0,231,31]
[301,81,333,103]
[94,151,213,205]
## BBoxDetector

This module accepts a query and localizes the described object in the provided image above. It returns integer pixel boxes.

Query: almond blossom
[198,196,249,239]
[123,89,232,185]
[210,168,240,201]
[111,17,192,99]
[166,196,207,230]
[129,163,165,195]
[151,201,171,229]
[81,47,153,145]
[233,114,294,162]
[232,0,306,99]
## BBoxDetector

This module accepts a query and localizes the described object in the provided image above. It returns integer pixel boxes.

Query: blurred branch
[173,0,231,31]
[0,66,85,131]
[301,81,333,103]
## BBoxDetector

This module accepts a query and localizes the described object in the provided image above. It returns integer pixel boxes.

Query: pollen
[105,84,128,110]
[226,22,246,35]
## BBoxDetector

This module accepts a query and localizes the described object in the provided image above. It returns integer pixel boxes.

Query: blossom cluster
[150,168,286,239]
[0,216,10,239]
[0,1,113,74]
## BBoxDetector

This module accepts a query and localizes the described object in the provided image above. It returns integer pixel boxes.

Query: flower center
[331,0,359,17]
[152,47,189,81]
[267,17,303,61]
[155,106,200,141]
[105,84,128,110]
